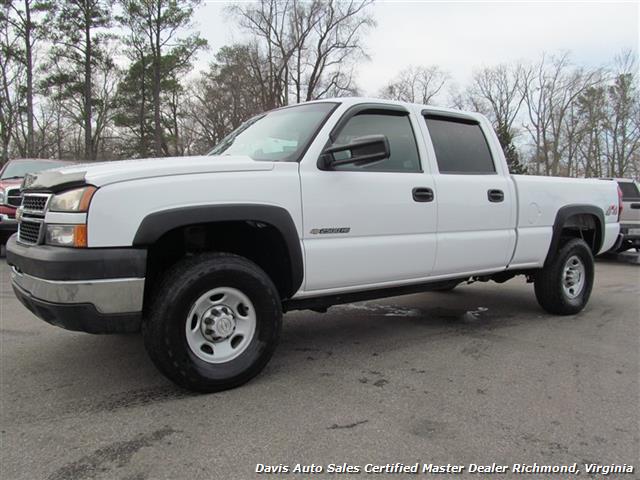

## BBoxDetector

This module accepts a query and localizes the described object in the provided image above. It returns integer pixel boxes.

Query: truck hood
[21,155,274,192]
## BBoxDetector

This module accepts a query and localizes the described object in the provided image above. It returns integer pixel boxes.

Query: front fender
[133,204,304,298]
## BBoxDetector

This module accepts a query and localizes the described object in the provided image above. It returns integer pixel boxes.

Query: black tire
[143,252,282,393]
[534,238,594,315]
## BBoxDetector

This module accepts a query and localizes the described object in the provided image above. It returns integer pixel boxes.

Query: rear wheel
[143,253,282,392]
[534,238,594,315]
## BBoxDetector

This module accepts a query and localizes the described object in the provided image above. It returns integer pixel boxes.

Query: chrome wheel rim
[185,287,256,364]
[562,255,585,299]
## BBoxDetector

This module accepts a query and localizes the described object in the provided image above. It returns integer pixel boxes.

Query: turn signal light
[73,224,88,247]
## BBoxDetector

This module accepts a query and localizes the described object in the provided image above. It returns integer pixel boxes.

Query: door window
[425,115,496,174]
[332,112,421,172]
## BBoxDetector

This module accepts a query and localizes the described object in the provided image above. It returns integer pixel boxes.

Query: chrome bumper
[11,266,144,314]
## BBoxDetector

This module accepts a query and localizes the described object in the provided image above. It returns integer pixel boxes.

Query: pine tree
[45,0,112,161]
[495,123,527,174]
[118,0,206,157]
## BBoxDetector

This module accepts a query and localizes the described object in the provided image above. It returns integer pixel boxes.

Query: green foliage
[41,0,114,159]
[116,0,207,156]
[112,57,153,155]
[495,123,527,174]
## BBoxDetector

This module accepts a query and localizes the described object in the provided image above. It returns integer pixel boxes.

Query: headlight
[45,224,88,247]
[49,186,97,212]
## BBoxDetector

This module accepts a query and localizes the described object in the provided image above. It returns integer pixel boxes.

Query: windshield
[1,160,70,179]
[209,103,337,162]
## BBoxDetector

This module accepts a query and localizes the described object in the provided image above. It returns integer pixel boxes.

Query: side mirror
[319,135,390,170]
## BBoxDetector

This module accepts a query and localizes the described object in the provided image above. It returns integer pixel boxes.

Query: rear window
[617,181,640,200]
[425,116,496,174]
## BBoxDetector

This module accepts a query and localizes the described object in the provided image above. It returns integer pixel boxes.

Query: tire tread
[534,238,594,315]
[143,252,282,392]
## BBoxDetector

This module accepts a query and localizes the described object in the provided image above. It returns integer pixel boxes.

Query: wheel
[534,238,594,315]
[143,252,282,393]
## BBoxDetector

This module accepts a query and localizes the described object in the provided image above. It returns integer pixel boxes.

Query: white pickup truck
[7,98,621,392]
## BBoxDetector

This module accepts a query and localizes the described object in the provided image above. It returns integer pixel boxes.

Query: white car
[7,98,621,392]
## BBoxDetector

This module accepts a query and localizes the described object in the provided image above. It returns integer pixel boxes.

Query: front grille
[18,220,42,244]
[18,193,49,245]
[6,187,21,207]
[22,194,48,212]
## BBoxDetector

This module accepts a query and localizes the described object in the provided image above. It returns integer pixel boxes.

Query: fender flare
[133,204,303,297]
[544,204,604,266]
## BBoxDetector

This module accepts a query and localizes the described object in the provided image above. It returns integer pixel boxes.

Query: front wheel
[143,253,282,393]
[534,238,594,315]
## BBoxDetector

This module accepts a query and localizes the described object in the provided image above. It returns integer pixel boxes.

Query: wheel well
[144,221,294,308]
[558,213,601,254]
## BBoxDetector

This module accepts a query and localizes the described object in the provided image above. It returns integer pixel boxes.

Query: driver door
[299,104,437,294]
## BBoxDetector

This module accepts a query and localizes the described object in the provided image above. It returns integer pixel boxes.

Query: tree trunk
[153,2,163,156]
[139,53,147,157]
[1,133,10,164]
[24,0,34,157]
[84,5,93,160]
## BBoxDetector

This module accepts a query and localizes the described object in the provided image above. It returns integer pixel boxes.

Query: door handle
[412,187,434,202]
[630,203,640,210]
[488,189,504,203]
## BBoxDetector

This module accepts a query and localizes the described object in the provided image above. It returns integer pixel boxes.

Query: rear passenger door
[422,113,516,275]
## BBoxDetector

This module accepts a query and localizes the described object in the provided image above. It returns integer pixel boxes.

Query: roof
[299,97,487,123]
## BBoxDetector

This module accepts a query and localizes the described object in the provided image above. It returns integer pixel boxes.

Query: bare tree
[470,64,524,132]
[604,50,640,177]
[466,63,526,173]
[520,53,604,176]
[180,45,265,154]
[0,5,24,162]
[573,85,606,177]
[229,0,373,108]
[1,0,54,157]
[380,65,448,105]
[228,1,290,109]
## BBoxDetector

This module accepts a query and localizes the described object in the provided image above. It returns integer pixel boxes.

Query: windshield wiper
[1,176,23,180]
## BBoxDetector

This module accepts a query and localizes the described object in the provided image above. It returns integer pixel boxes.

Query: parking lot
[1,257,638,480]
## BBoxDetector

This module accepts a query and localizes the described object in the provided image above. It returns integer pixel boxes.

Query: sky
[193,0,639,97]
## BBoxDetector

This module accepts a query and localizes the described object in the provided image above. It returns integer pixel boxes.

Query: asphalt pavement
[1,257,638,480]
